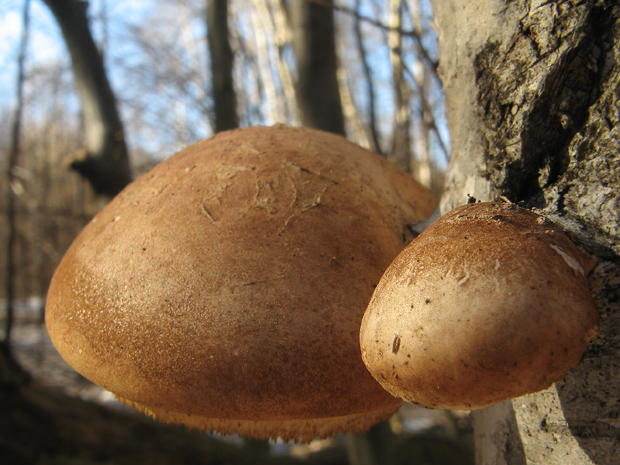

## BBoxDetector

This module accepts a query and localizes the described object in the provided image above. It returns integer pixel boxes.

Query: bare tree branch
[309,0,438,71]
[388,0,413,172]
[42,0,132,197]
[401,62,449,162]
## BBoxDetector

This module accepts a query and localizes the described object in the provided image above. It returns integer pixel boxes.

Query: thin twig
[401,61,449,161]
[308,0,438,71]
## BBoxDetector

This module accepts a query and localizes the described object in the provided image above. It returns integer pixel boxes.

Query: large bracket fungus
[45,125,437,442]
[360,201,599,410]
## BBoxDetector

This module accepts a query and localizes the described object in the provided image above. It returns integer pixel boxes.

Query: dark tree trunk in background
[290,0,346,136]
[43,0,131,197]
[207,0,239,133]
[431,0,620,463]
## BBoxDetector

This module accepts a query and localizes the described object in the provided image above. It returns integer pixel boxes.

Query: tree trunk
[42,0,132,197]
[353,0,382,155]
[431,0,620,463]
[207,0,239,133]
[290,0,346,135]
[388,0,412,172]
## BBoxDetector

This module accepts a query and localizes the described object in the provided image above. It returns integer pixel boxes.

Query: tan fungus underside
[118,396,402,443]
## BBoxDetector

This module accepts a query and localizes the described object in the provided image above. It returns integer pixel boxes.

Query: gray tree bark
[207,0,239,132]
[43,0,132,197]
[431,0,620,463]
[290,0,346,136]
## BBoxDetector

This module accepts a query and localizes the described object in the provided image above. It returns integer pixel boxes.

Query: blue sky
[0,0,449,167]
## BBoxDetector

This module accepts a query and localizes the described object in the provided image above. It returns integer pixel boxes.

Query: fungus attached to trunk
[360,201,599,410]
[45,125,438,442]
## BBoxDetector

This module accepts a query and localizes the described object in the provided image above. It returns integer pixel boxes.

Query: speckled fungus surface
[45,125,438,442]
[360,201,599,410]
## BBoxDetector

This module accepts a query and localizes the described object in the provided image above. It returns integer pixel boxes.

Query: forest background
[0,0,448,313]
[2,1,618,464]
[0,1,459,463]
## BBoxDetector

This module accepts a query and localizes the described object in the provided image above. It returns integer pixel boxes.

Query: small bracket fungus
[360,202,599,410]
[45,125,438,442]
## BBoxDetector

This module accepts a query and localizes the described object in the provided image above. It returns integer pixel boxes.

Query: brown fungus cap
[360,201,599,410]
[46,125,438,442]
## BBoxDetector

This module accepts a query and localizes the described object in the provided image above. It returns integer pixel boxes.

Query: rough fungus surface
[45,125,437,441]
[360,202,599,410]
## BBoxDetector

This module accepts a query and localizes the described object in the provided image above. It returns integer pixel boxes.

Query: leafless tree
[3,0,30,350]
[387,0,412,172]
[42,0,132,196]
[208,0,239,131]
[290,0,345,135]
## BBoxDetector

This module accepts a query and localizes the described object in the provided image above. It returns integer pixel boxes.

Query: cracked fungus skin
[360,202,600,411]
[45,125,437,442]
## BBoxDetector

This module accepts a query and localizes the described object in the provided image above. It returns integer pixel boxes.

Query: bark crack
[474,2,608,202]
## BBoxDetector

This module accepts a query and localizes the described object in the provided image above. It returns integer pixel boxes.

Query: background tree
[207,0,239,131]
[290,0,345,135]
[42,0,132,196]
[431,0,620,463]
[387,0,412,172]
[0,0,459,462]
[4,0,30,352]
